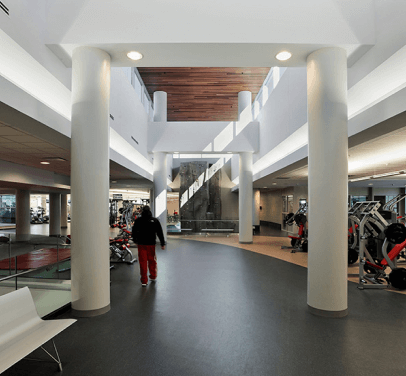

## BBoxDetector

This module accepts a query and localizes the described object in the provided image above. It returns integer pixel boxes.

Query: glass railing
[178,219,239,234]
[133,68,154,121]
[252,67,287,120]
[0,234,71,318]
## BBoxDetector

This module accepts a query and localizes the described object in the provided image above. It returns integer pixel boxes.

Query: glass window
[0,195,16,223]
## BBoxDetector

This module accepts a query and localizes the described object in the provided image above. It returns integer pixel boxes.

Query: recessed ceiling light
[174,152,179,154]
[127,51,143,61]
[263,187,268,188]
[112,181,117,183]
[40,161,50,165]
[275,51,292,61]
[272,183,277,185]
[227,152,232,154]
[368,183,373,186]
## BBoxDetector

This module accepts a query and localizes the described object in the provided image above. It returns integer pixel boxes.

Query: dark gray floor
[3,237,406,376]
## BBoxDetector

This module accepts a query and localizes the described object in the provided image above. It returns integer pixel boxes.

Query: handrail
[0,268,38,282]
[0,257,71,283]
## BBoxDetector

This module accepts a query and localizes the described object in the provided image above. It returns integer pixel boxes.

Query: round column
[153,152,167,241]
[71,46,111,317]
[307,47,348,317]
[153,91,167,122]
[49,193,61,236]
[61,193,68,228]
[238,91,252,121]
[239,152,253,244]
[16,189,30,241]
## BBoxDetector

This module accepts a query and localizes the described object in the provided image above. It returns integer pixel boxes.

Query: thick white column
[49,193,61,236]
[71,46,111,317]
[307,47,348,317]
[61,193,68,228]
[239,152,253,244]
[153,91,167,122]
[16,190,30,241]
[153,152,167,241]
[253,189,260,228]
[238,91,252,122]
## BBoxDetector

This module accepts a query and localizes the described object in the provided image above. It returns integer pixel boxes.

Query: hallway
[4,237,406,376]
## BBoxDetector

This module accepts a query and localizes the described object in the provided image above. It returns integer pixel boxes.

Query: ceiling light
[174,152,179,154]
[111,181,117,183]
[368,183,373,186]
[40,161,50,165]
[263,187,268,188]
[227,152,232,154]
[272,183,277,185]
[276,51,292,61]
[127,51,143,61]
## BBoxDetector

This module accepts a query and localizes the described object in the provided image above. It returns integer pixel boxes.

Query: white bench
[0,287,76,373]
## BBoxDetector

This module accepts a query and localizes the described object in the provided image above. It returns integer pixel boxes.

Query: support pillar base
[239,241,253,244]
[71,304,110,318]
[308,304,348,318]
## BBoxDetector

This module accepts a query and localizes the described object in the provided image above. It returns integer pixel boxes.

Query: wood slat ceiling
[137,67,270,122]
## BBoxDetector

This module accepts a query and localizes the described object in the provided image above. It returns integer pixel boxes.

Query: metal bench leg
[40,339,63,371]
[24,339,63,371]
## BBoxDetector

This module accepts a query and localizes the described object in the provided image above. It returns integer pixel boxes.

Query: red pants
[138,245,157,284]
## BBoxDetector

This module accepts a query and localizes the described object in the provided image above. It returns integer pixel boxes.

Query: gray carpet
[3,238,406,376]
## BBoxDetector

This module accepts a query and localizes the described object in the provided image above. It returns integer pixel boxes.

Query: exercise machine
[355,201,406,289]
[282,203,308,253]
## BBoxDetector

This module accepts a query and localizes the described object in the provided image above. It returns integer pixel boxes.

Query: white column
[49,193,61,236]
[238,91,252,122]
[153,91,167,122]
[16,190,30,241]
[153,152,167,241]
[253,189,260,227]
[239,152,253,244]
[307,47,348,317]
[61,193,68,228]
[71,46,111,317]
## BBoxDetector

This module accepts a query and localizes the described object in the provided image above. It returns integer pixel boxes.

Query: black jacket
[132,215,165,246]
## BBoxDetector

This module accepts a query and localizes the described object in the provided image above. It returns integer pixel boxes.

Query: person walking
[131,205,166,286]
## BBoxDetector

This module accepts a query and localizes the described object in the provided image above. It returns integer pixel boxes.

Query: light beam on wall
[155,189,167,218]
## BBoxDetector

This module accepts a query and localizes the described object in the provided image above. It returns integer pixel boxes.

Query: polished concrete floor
[3,237,406,376]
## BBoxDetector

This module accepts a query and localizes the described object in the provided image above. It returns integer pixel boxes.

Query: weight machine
[355,201,406,290]
[282,202,308,253]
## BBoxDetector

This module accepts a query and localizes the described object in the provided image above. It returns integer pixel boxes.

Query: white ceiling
[42,0,375,68]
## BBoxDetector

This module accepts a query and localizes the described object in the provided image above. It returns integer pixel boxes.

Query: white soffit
[45,0,375,46]
[0,29,71,121]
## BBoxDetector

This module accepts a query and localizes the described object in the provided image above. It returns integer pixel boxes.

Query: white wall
[110,68,151,163]
[255,68,307,163]
[348,0,406,89]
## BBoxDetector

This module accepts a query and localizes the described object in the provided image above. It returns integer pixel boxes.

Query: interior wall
[167,198,179,215]
[259,189,283,224]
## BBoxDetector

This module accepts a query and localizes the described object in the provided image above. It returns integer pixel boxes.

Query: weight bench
[0,287,76,373]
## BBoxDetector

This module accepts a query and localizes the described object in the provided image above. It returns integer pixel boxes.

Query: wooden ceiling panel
[137,67,270,122]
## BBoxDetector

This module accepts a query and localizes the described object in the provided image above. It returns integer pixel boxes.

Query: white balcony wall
[255,68,307,164]
[110,68,152,165]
